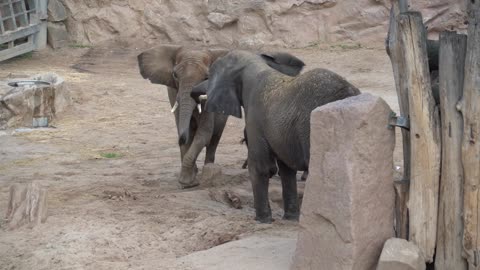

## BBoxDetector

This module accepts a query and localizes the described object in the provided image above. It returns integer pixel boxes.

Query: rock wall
[59,0,466,47]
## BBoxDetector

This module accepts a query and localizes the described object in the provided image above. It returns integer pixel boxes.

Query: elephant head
[191,51,305,118]
[138,45,228,145]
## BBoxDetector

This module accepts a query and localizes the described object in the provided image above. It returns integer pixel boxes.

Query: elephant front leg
[277,160,299,220]
[178,113,214,189]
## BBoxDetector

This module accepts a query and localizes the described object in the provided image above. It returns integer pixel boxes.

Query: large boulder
[377,238,425,270]
[48,0,68,22]
[0,73,71,129]
[291,93,395,270]
[47,22,69,49]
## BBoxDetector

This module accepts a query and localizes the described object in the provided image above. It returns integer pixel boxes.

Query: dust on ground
[0,41,400,270]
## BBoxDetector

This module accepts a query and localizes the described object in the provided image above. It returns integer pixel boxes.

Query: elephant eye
[172,70,179,81]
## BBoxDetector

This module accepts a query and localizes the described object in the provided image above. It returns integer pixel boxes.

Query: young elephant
[192,51,360,223]
[138,46,305,189]
[138,45,229,188]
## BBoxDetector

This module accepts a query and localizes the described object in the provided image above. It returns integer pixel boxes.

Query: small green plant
[100,152,121,159]
[69,43,92,49]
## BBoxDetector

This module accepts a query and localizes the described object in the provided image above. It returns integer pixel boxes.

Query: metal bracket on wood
[388,112,410,130]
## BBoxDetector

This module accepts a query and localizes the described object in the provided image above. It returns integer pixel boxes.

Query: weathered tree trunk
[5,182,48,230]
[458,1,480,269]
[435,31,468,270]
[398,12,441,263]
[386,0,410,240]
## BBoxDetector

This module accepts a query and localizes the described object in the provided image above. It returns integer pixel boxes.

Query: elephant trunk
[178,83,197,145]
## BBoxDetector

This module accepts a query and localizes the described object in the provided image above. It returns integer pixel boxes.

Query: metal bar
[0,37,34,61]
[0,23,39,42]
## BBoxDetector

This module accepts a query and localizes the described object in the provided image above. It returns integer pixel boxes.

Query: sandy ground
[0,42,400,270]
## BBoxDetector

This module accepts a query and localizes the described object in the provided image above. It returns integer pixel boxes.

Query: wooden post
[435,31,468,270]
[458,1,480,268]
[394,180,409,239]
[398,12,441,263]
[5,182,48,230]
[386,0,410,239]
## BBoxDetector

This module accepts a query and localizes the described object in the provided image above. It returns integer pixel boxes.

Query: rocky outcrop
[0,74,71,129]
[58,0,466,47]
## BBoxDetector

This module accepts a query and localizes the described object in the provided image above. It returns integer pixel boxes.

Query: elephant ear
[260,52,305,76]
[205,79,242,118]
[137,45,182,88]
[207,48,229,63]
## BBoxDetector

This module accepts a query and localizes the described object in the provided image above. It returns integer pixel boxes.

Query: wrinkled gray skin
[138,46,307,188]
[138,45,229,188]
[193,51,361,223]
[241,128,309,181]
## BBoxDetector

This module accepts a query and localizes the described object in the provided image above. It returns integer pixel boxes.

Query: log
[435,31,468,270]
[458,1,480,268]
[386,1,410,239]
[394,180,409,239]
[398,12,441,263]
[5,181,48,230]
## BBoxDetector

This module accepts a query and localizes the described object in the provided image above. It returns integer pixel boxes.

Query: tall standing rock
[291,93,395,270]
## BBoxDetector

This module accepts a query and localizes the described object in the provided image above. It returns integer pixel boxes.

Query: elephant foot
[283,212,300,221]
[255,215,274,224]
[254,209,273,224]
[178,166,199,189]
[300,171,308,181]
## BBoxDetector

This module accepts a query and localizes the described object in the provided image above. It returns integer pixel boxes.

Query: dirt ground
[0,41,401,270]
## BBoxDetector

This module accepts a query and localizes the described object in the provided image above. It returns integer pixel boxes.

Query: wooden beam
[386,1,410,239]
[0,24,40,43]
[458,1,480,268]
[398,12,441,263]
[435,31,468,270]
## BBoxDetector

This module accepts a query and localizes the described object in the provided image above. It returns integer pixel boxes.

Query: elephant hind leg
[277,160,299,221]
[205,134,221,164]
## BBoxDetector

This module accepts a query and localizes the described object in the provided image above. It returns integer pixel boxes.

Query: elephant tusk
[171,101,179,113]
[197,104,202,114]
[199,95,208,101]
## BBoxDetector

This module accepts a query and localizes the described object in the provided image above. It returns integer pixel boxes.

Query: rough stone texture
[291,93,395,270]
[0,73,71,129]
[177,232,297,270]
[57,0,466,47]
[48,0,68,22]
[47,22,69,49]
[377,238,426,270]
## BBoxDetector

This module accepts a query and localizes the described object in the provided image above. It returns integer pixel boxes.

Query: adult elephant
[192,50,360,223]
[138,46,305,188]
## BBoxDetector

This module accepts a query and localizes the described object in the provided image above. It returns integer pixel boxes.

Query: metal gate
[0,0,47,62]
